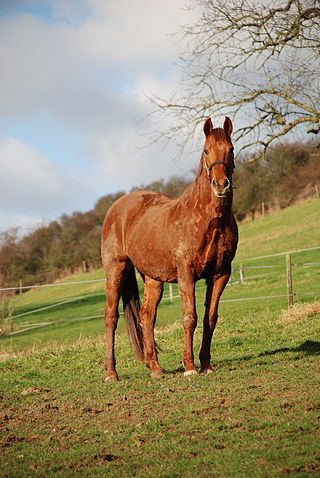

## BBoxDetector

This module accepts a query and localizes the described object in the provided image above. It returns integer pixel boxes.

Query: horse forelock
[212,127,230,142]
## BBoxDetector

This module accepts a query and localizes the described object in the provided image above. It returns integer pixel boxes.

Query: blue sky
[0,0,200,234]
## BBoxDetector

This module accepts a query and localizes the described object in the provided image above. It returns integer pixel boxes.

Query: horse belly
[128,250,177,283]
[125,217,179,283]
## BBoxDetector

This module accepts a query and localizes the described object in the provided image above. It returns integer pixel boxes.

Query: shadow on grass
[160,341,320,375]
[260,340,320,356]
[166,366,185,374]
[215,340,320,367]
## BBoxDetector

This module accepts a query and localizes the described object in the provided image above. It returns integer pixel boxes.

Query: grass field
[1,198,319,477]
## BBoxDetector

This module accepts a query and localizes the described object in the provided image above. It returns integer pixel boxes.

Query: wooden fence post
[239,264,245,284]
[169,284,173,301]
[286,254,294,308]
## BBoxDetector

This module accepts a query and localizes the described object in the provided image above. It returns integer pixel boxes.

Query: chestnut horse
[101,117,238,380]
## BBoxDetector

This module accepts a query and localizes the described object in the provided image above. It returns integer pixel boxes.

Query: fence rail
[1,246,319,293]
[0,278,105,292]
[236,245,320,262]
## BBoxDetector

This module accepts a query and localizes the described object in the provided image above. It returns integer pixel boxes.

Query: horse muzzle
[210,177,231,198]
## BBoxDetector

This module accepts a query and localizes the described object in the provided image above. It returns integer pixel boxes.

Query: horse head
[202,117,235,198]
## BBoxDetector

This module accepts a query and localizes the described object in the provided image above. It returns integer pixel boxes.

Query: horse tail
[122,267,144,362]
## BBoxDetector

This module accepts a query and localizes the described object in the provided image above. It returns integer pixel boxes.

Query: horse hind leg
[104,260,129,382]
[140,277,165,378]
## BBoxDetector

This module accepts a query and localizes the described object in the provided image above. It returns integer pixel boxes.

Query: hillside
[234,198,320,262]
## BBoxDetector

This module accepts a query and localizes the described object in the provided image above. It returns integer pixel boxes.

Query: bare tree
[150,0,320,158]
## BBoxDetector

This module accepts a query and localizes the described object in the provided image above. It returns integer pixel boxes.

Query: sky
[0,0,201,235]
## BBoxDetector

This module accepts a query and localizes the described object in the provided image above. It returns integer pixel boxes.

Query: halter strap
[203,158,230,178]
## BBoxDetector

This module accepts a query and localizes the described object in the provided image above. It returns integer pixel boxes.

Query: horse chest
[194,226,231,278]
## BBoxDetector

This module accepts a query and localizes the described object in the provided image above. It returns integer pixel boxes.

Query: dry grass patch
[279,301,320,323]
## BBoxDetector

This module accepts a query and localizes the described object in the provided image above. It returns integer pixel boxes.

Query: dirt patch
[279,457,320,474]
[20,387,50,396]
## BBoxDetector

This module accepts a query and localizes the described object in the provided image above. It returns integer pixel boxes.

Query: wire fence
[2,245,319,293]
[0,278,105,292]
[1,246,319,336]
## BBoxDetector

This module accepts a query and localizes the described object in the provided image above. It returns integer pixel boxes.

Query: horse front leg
[199,271,230,374]
[178,273,198,376]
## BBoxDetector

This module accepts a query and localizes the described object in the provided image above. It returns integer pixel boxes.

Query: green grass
[234,198,320,261]
[0,198,319,477]
[1,303,319,477]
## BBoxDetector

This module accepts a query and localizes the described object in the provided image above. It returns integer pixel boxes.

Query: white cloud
[63,0,196,65]
[0,210,44,236]
[0,1,201,233]
[0,136,90,223]
[0,1,197,116]
[89,130,196,192]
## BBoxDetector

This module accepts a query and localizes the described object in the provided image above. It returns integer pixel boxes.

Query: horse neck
[180,163,233,222]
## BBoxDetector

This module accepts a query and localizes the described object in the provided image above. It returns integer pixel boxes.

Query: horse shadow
[165,340,320,374]
[258,340,320,357]
[217,339,320,367]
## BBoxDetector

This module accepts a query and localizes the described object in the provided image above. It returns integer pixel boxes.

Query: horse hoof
[184,369,198,376]
[105,374,119,382]
[203,368,214,375]
[200,367,214,375]
[151,369,165,379]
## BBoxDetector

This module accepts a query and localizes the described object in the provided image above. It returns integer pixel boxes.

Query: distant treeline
[1,141,319,290]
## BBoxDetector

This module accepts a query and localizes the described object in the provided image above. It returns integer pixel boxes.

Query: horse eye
[204,149,209,155]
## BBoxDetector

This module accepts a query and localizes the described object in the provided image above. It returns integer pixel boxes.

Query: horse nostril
[223,178,230,189]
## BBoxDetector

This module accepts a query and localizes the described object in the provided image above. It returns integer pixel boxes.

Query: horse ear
[224,117,233,137]
[204,118,213,137]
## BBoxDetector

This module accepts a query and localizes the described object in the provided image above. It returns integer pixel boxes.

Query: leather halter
[203,158,230,178]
